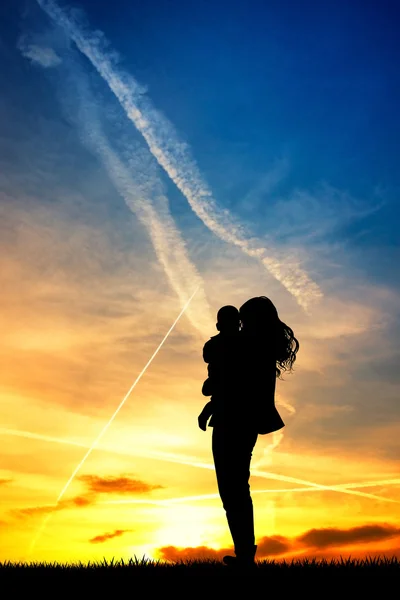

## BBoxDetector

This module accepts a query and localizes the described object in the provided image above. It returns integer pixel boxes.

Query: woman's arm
[198,401,213,431]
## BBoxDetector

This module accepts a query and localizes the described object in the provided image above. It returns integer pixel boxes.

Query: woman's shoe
[223,545,257,569]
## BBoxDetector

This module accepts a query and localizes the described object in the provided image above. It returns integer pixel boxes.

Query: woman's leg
[212,425,258,560]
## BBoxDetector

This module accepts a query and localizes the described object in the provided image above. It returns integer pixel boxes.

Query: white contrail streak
[65,67,212,334]
[171,459,400,504]
[28,287,198,553]
[4,426,400,506]
[250,468,398,503]
[36,0,323,311]
[28,513,53,556]
[0,427,89,449]
[101,480,400,506]
[56,287,198,503]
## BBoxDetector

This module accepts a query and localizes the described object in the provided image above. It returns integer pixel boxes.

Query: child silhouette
[198,305,240,431]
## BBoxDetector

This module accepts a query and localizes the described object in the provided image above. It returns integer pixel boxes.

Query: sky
[1,0,400,563]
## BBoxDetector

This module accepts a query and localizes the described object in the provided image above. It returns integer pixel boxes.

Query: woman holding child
[198,296,299,568]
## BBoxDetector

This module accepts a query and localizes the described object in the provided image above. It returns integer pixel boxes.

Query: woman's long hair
[239,296,299,378]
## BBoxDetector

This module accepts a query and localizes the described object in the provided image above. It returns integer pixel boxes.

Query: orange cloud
[157,523,400,562]
[158,545,229,562]
[0,479,12,486]
[297,524,400,549]
[257,535,291,556]
[14,505,62,518]
[79,474,162,494]
[70,495,93,507]
[89,529,131,544]
[12,495,94,518]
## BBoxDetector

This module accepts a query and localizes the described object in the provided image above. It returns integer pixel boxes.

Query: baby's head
[216,305,240,334]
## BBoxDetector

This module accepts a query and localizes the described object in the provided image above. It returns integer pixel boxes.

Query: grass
[2,555,400,569]
[1,556,398,593]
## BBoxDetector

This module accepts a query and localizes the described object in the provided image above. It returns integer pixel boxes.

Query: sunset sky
[1,0,400,563]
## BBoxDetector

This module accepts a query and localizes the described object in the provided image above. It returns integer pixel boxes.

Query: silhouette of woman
[208,296,299,567]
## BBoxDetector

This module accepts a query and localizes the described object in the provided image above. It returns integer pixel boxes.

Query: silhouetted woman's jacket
[206,332,285,435]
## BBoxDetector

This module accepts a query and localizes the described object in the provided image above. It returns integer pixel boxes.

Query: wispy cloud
[263,184,383,246]
[18,36,61,68]
[65,71,213,334]
[35,0,323,311]
[89,528,131,544]
[16,32,214,336]
[79,474,162,494]
[238,158,290,215]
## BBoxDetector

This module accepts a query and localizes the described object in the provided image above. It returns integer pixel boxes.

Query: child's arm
[198,401,213,431]
[202,355,221,396]
[199,339,215,430]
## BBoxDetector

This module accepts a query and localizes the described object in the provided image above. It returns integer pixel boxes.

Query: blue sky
[1,0,399,381]
[1,0,400,562]
[82,0,400,190]
[3,0,400,253]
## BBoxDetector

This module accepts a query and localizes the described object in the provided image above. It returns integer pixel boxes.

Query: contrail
[250,468,398,503]
[170,458,400,504]
[28,513,53,556]
[35,0,323,311]
[63,65,213,335]
[101,479,400,506]
[0,427,89,449]
[29,287,198,553]
[5,426,399,506]
[56,287,198,503]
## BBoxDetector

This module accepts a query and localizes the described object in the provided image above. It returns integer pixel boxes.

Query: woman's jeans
[212,424,258,553]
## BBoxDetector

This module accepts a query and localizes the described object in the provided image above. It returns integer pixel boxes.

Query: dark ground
[1,557,398,593]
